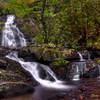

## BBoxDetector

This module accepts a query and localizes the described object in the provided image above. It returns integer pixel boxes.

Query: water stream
[77,52,85,61]
[1,15,74,89]
[72,65,80,81]
[72,52,85,81]
[1,78,100,100]
[88,52,91,60]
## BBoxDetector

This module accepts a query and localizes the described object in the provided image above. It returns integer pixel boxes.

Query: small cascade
[72,66,80,81]
[67,61,87,80]
[1,15,74,89]
[77,52,84,61]
[88,52,91,60]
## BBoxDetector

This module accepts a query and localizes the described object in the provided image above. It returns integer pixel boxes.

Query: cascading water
[68,52,86,81]
[71,52,84,80]
[72,65,80,81]
[2,15,74,89]
[1,15,26,48]
[73,52,84,80]
[77,52,84,61]
[88,52,91,60]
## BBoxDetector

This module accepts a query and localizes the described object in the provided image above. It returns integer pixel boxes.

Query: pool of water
[1,78,100,100]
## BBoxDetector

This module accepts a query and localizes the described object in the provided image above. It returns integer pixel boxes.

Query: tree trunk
[41,0,48,43]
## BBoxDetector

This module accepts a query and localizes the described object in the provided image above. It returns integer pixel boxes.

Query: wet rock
[0,68,34,98]
[83,60,100,78]
[0,51,37,98]
[84,66,99,78]
[92,49,100,57]
[66,60,100,80]
[0,47,11,57]
[66,61,86,80]
[0,82,34,98]
[18,49,38,62]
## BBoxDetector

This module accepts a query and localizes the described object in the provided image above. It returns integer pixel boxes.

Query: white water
[72,52,84,80]
[88,52,91,60]
[2,15,74,89]
[72,66,80,81]
[77,52,84,61]
[1,15,26,48]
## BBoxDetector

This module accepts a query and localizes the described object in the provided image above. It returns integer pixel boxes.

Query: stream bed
[1,78,100,100]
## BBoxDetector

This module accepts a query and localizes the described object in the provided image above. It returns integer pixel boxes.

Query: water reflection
[1,78,100,100]
[1,85,69,100]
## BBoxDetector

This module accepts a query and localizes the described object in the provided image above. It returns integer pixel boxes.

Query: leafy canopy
[1,0,34,18]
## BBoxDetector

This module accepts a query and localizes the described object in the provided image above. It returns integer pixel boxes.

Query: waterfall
[77,52,84,61]
[72,66,80,81]
[88,52,91,60]
[1,15,74,89]
[1,15,26,48]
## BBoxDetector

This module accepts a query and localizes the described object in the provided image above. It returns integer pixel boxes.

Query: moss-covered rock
[22,44,74,61]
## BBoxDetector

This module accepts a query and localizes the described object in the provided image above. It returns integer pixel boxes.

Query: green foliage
[52,59,69,67]
[0,0,33,18]
[6,63,11,70]
[0,0,99,49]
[87,36,100,49]
[0,22,4,25]
[97,60,100,64]
[90,94,99,98]
[33,33,44,44]
[45,43,56,48]
[0,22,4,31]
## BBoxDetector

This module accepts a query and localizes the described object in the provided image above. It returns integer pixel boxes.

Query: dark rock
[0,48,37,98]
[19,46,99,62]
[83,66,99,78]
[66,61,86,80]
[18,49,38,62]
[21,46,74,62]
[0,82,34,98]
[66,60,100,80]
[91,49,100,57]
[0,68,34,98]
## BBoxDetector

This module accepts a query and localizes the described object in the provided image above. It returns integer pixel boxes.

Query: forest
[0,0,100,100]
[0,0,99,49]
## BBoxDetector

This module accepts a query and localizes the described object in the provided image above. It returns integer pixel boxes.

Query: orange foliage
[80,95,84,100]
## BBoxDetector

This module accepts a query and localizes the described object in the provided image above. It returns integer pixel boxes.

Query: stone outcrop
[0,47,36,98]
